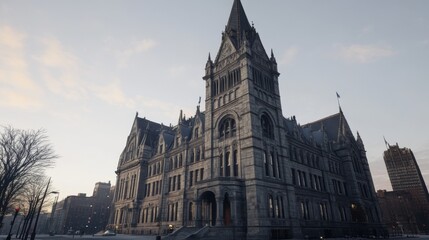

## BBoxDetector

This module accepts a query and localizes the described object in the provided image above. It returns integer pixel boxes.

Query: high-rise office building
[384,142,429,205]
[382,142,429,233]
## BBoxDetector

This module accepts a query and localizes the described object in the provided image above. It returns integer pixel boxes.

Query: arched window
[268,194,275,218]
[196,147,200,161]
[190,150,194,163]
[225,151,231,177]
[194,127,199,139]
[261,114,274,139]
[219,117,237,139]
[233,150,238,177]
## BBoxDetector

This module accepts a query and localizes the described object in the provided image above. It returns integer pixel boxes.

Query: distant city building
[53,181,111,234]
[377,190,419,235]
[110,0,384,239]
[379,142,429,233]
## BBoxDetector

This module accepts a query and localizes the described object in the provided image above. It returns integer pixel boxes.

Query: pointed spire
[357,131,365,149]
[178,110,183,124]
[208,52,211,62]
[226,0,252,48]
[270,49,277,63]
[337,108,347,142]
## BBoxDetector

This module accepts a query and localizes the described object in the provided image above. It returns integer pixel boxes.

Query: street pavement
[3,234,429,240]
[0,234,158,240]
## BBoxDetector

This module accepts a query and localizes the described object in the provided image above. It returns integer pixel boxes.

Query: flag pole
[336,92,341,111]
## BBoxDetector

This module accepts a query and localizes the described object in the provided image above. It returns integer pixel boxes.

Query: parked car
[102,230,116,236]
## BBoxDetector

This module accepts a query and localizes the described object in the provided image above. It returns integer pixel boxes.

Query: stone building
[110,0,384,239]
[53,182,112,234]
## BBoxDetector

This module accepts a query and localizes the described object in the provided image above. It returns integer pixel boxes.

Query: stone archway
[201,191,217,226]
[223,193,231,226]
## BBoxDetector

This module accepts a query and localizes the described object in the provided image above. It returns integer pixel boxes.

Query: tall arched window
[225,151,231,177]
[261,114,274,139]
[219,153,224,176]
[219,117,236,139]
[233,150,238,177]
[268,194,274,218]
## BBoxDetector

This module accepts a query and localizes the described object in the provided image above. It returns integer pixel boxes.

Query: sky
[1,0,429,200]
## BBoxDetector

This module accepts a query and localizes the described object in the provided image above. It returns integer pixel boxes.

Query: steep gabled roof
[302,110,354,143]
[225,0,253,49]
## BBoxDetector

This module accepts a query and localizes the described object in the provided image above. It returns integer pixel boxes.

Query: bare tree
[0,126,57,228]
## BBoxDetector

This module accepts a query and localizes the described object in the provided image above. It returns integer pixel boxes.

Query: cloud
[36,37,87,100]
[93,80,135,108]
[115,39,157,67]
[135,96,191,123]
[0,25,25,49]
[0,25,43,109]
[279,47,299,66]
[38,37,78,68]
[122,39,157,56]
[168,65,188,77]
[337,44,394,63]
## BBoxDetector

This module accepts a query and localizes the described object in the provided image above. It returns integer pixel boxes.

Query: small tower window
[261,114,274,139]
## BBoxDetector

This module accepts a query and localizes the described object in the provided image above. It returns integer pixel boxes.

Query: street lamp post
[30,178,51,240]
[48,192,60,235]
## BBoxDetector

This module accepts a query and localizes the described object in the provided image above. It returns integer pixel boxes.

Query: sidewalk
[1,234,158,240]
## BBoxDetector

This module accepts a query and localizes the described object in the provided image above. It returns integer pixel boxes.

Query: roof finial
[208,52,211,61]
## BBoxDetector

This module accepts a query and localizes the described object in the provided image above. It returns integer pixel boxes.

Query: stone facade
[110,0,384,239]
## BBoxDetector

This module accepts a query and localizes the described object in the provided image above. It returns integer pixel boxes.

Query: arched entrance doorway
[201,191,217,226]
[223,193,231,226]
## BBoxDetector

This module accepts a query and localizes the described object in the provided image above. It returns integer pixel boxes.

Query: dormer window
[159,144,163,154]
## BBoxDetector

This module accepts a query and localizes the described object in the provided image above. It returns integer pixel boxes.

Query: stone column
[196,200,202,227]
[230,196,237,225]
[216,197,223,226]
